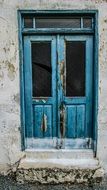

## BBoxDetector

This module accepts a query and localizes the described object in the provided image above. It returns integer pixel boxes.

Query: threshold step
[25,149,94,159]
[19,158,99,169]
[17,157,103,184]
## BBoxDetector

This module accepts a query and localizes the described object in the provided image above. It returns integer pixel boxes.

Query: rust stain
[60,60,66,94]
[60,103,66,149]
[60,103,65,139]
[59,58,66,146]
[41,114,47,133]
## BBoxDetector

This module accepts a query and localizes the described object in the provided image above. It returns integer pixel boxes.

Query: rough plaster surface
[0,0,107,178]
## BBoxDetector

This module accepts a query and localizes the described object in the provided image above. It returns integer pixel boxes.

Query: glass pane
[36,18,81,28]
[83,18,92,28]
[66,41,85,97]
[24,18,33,28]
[32,42,51,97]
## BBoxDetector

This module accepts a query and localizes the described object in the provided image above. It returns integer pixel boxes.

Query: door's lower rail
[25,137,93,149]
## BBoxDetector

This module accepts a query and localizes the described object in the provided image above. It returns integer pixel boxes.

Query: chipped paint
[42,99,47,103]
[60,102,65,139]
[7,63,16,81]
[0,71,4,80]
[41,114,47,133]
[59,101,66,149]
[60,60,65,91]
[12,93,20,104]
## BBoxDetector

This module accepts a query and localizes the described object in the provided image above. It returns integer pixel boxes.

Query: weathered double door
[24,35,93,149]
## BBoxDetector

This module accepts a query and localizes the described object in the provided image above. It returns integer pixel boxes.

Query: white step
[19,157,99,170]
[19,149,99,170]
[25,149,94,159]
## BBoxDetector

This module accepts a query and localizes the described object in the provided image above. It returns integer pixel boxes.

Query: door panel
[57,35,93,148]
[66,105,85,138]
[66,105,76,138]
[76,105,85,138]
[33,105,52,137]
[24,36,57,149]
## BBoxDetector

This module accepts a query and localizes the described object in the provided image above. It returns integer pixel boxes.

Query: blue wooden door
[57,35,93,148]
[24,35,93,149]
[24,35,57,148]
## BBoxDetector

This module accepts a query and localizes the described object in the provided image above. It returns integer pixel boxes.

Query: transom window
[23,16,93,29]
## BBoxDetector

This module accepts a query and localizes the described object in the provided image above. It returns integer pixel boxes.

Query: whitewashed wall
[0,0,107,174]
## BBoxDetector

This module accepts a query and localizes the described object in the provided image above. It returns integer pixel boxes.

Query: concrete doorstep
[14,149,104,184]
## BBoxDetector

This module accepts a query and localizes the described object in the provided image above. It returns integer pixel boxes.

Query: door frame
[18,10,98,154]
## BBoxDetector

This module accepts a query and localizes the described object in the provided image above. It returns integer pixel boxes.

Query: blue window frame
[18,10,98,154]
